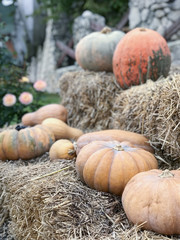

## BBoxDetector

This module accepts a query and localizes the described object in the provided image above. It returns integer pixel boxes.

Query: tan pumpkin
[22,104,67,126]
[75,140,158,196]
[75,27,125,72]
[122,169,180,235]
[49,139,76,160]
[42,118,83,140]
[76,129,154,155]
[0,125,55,160]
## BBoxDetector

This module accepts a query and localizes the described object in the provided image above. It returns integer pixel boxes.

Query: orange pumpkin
[76,141,158,196]
[122,169,180,235]
[0,125,55,160]
[75,27,125,72]
[113,27,171,89]
[76,129,154,155]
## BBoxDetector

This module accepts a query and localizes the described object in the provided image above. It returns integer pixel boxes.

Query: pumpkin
[113,27,171,89]
[75,140,158,196]
[122,169,180,235]
[49,139,76,161]
[0,125,55,160]
[42,118,83,140]
[22,104,67,126]
[76,129,154,155]
[75,27,125,72]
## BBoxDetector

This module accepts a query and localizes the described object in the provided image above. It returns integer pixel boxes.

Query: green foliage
[0,23,60,128]
[36,0,129,27]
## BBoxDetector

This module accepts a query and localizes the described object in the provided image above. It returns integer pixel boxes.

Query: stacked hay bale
[59,70,122,131]
[0,158,178,240]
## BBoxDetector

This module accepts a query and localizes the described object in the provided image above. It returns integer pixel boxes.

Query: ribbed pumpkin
[0,125,55,160]
[76,141,158,196]
[122,169,180,235]
[75,27,125,72]
[22,104,67,126]
[113,27,171,89]
[76,129,154,155]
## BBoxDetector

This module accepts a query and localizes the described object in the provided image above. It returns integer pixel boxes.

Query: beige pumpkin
[49,139,76,160]
[22,104,68,126]
[42,118,83,140]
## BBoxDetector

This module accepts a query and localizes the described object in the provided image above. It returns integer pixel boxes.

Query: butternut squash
[42,118,83,140]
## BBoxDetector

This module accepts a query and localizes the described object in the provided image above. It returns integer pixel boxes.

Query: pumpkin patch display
[22,104,68,126]
[49,139,76,160]
[76,129,154,155]
[75,27,125,72]
[122,169,180,235]
[0,125,55,160]
[113,27,171,89]
[42,118,83,140]
[76,140,158,196]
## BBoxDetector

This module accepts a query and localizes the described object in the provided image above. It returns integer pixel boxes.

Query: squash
[75,27,125,72]
[49,139,76,160]
[122,169,180,235]
[76,140,158,196]
[76,129,154,155]
[0,125,55,160]
[113,27,171,89]
[22,104,67,126]
[42,118,83,140]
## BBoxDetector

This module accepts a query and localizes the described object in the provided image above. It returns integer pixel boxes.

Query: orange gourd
[76,141,158,196]
[22,104,67,126]
[113,27,171,89]
[76,129,154,155]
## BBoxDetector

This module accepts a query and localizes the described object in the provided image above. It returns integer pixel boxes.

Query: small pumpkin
[49,139,76,161]
[76,129,154,155]
[75,27,125,72]
[75,140,158,196]
[113,27,171,89]
[122,169,180,235]
[22,104,68,126]
[42,118,83,140]
[0,125,55,160]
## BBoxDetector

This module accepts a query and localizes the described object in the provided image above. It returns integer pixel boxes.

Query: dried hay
[112,73,180,165]
[59,70,122,131]
[59,69,180,166]
[0,157,179,240]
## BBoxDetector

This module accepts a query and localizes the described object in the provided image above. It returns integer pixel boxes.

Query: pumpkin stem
[15,124,27,131]
[139,28,147,32]
[158,169,174,178]
[101,26,112,34]
[113,145,124,151]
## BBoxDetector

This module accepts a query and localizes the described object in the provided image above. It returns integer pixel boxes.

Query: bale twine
[59,70,122,131]
[112,74,180,165]
[0,158,179,240]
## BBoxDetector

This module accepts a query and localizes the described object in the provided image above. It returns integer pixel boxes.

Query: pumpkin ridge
[0,131,7,160]
[136,150,157,169]
[93,148,113,190]
[107,149,116,193]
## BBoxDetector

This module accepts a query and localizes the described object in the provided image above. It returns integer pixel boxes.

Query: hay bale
[112,74,180,164]
[0,158,179,240]
[59,70,122,131]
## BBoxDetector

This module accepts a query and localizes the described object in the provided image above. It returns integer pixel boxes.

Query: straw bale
[112,74,180,165]
[59,70,122,131]
[0,158,179,240]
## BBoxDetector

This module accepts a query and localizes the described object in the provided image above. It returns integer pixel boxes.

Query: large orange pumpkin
[0,125,55,160]
[113,27,171,89]
[75,27,125,72]
[122,169,180,235]
[76,140,158,196]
